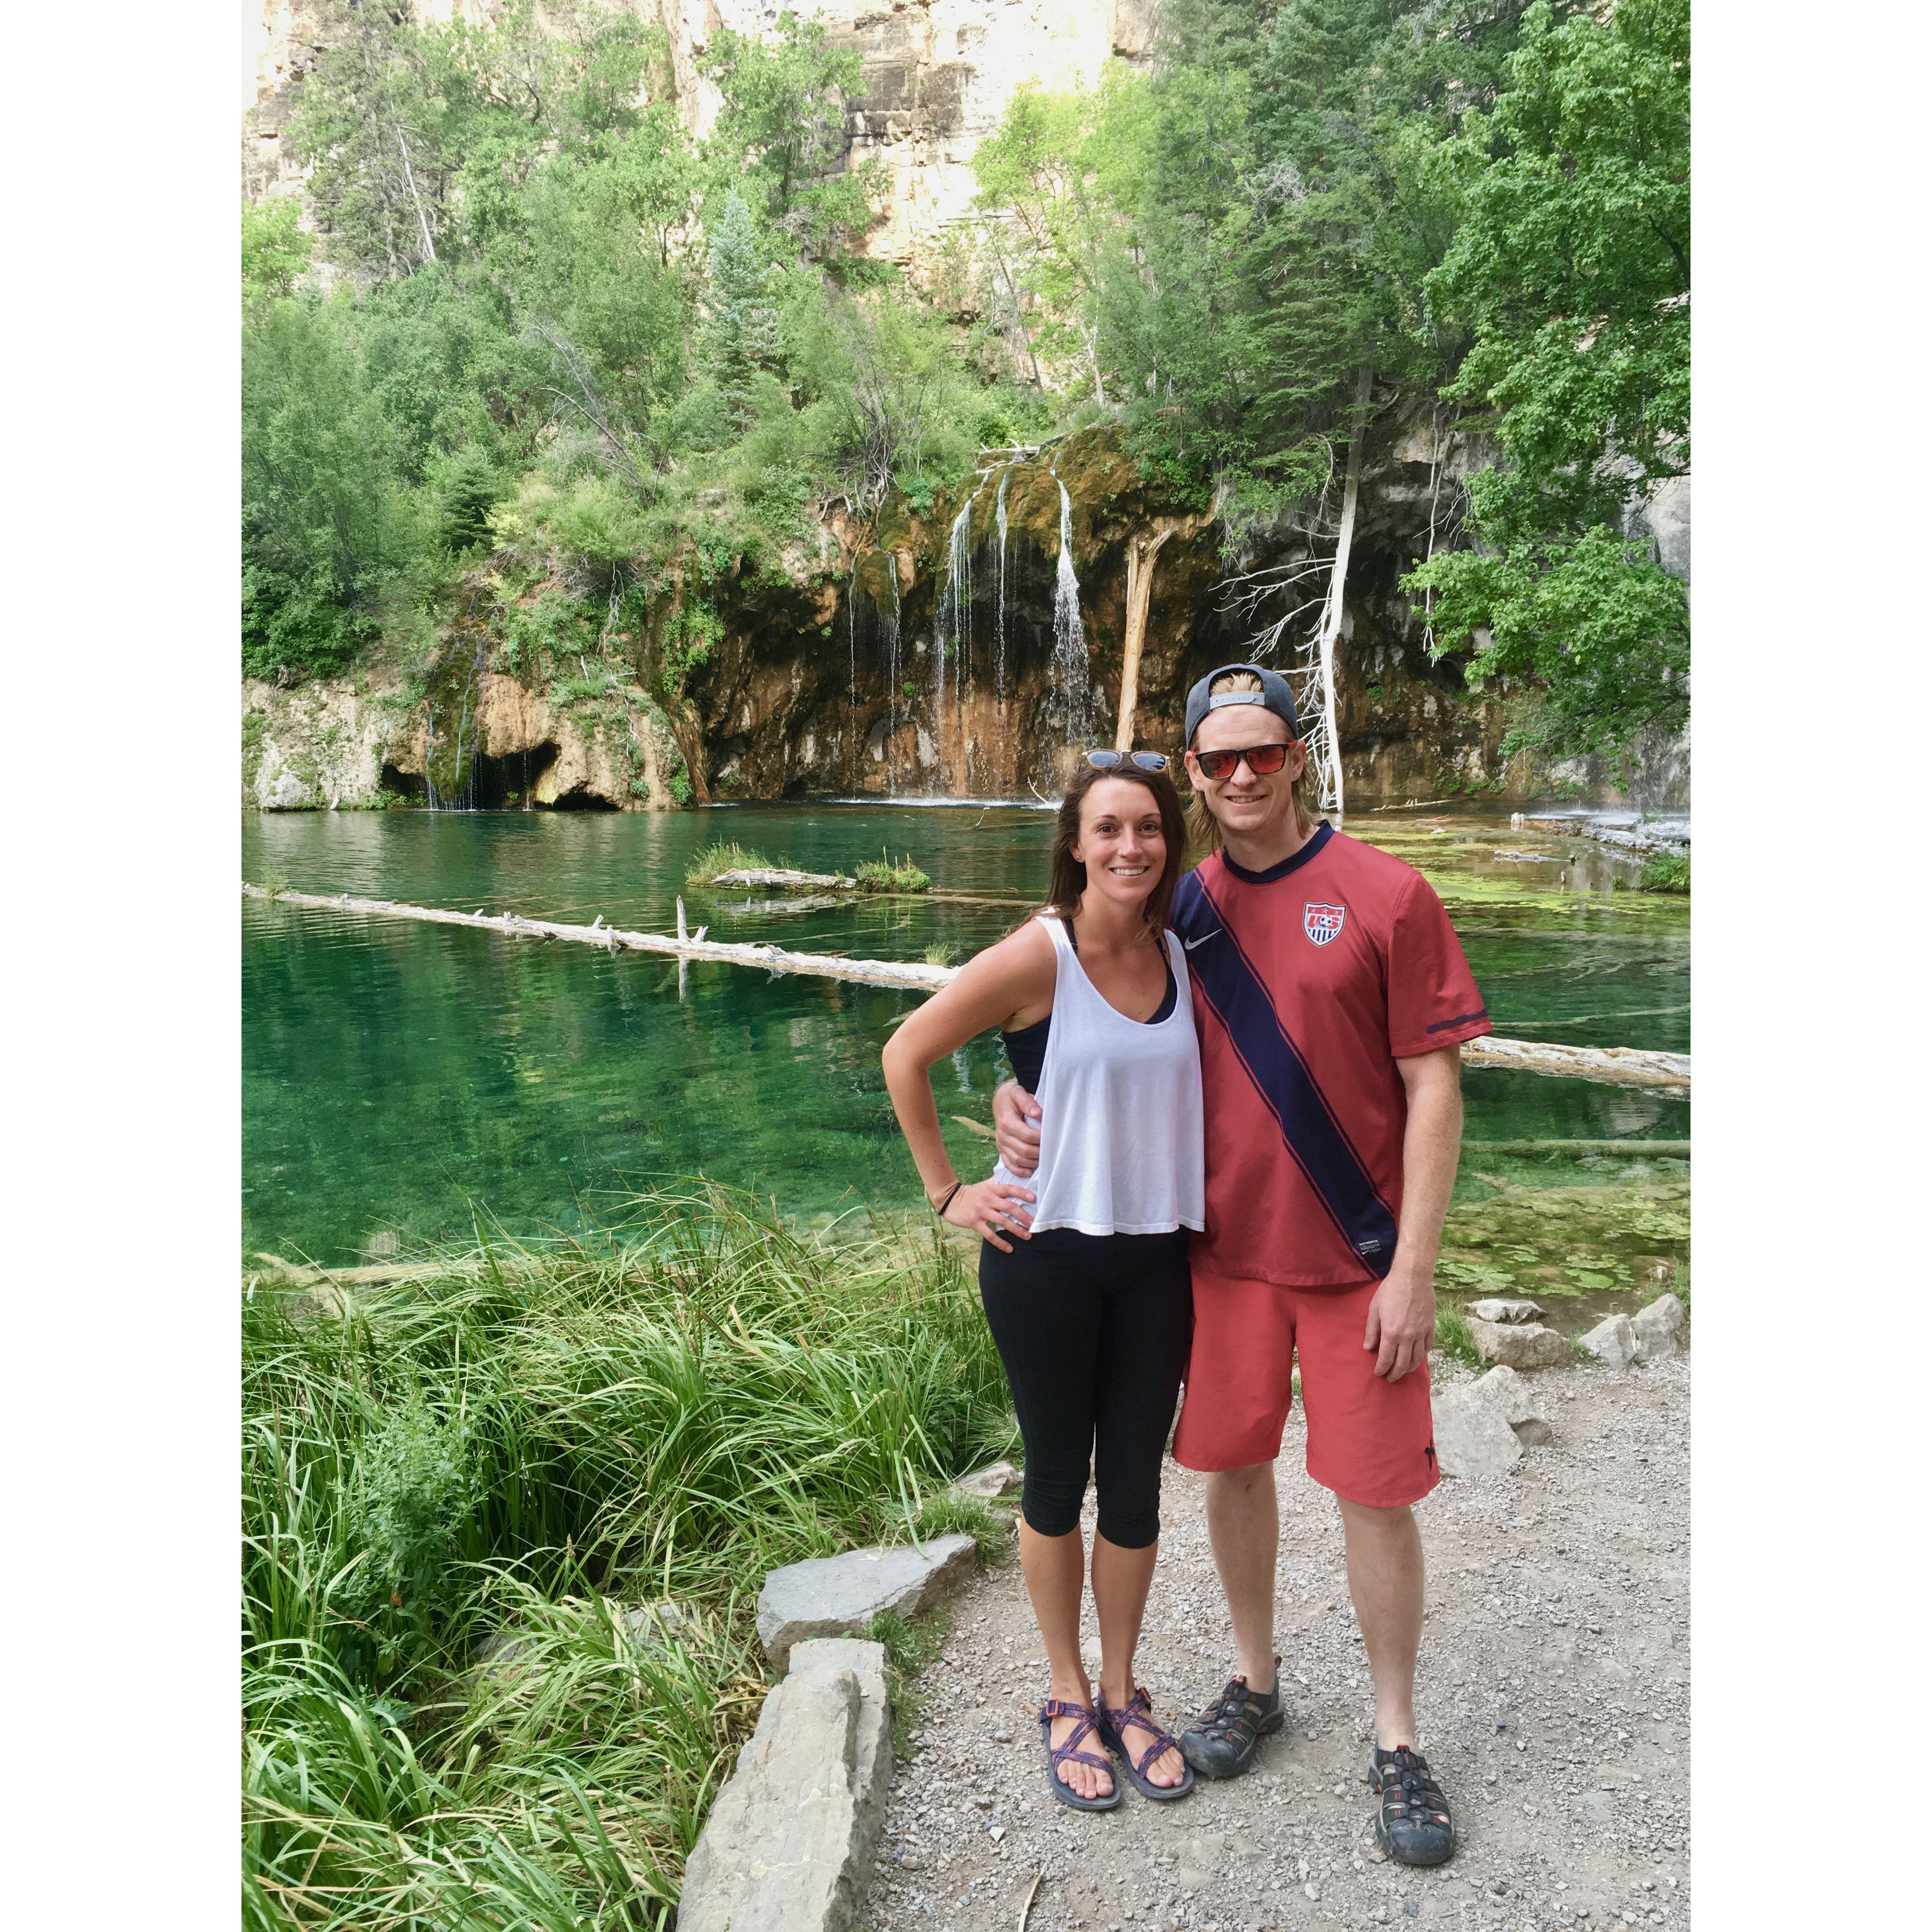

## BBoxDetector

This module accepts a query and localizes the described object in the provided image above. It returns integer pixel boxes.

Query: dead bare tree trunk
[1116,527,1176,751]
[1310,364,1374,824]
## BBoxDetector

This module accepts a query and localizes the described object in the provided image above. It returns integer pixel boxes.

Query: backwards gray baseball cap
[1184,663,1299,747]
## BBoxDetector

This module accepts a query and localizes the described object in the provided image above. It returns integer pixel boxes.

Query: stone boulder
[1433,1383,1523,1480]
[1631,1292,1687,1364]
[676,1638,892,1932]
[1467,1298,1547,1326]
[757,1535,977,1674]
[1578,1312,1639,1369]
[1466,1364,1554,1446]
[1467,1318,1572,1371]
[951,1460,1023,1501]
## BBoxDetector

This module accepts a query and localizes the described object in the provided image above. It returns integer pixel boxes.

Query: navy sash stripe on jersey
[1171,868,1400,1278]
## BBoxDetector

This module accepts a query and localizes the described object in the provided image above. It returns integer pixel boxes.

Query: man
[993,664,1491,1866]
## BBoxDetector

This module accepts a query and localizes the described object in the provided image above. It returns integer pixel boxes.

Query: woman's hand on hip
[945,1179,1036,1253]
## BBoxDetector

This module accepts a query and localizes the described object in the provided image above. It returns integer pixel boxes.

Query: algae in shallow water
[1437,1178,1689,1323]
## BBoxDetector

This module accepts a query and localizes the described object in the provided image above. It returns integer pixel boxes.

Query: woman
[880,753,1204,1810]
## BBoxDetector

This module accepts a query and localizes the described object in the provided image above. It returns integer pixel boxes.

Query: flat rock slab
[758,1535,977,1674]
[1467,1297,1547,1326]
[677,1638,891,1932]
[1469,1318,1573,1370]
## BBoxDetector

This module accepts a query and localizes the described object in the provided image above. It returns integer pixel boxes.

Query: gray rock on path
[1433,1382,1523,1479]
[1467,1297,1547,1326]
[676,1638,891,1932]
[1467,1317,1572,1370]
[757,1535,978,1673]
[1631,1291,1687,1363]
[1466,1364,1555,1445]
[951,1460,1023,1500]
[1579,1311,1638,1368]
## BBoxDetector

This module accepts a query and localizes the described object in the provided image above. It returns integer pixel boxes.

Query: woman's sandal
[1037,1697,1124,1811]
[1095,1685,1197,1802]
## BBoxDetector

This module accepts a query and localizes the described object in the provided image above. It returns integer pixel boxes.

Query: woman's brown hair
[1040,760,1189,935]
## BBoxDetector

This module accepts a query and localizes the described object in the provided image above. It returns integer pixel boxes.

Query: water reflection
[243,804,1687,1266]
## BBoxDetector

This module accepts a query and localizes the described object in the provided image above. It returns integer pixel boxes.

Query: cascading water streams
[994,464,1012,701]
[846,560,861,789]
[881,557,904,793]
[1048,472,1095,743]
[936,471,989,792]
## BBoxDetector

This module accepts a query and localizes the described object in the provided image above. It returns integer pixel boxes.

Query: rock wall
[243,0,1152,269]
[245,421,1687,814]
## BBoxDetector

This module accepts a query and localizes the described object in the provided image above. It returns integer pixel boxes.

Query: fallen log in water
[1459,1035,1689,1092]
[708,866,856,890]
[1461,1139,1690,1158]
[244,884,1691,1091]
[244,883,954,990]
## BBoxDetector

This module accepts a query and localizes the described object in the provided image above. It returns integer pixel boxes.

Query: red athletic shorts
[1171,1264,1440,1508]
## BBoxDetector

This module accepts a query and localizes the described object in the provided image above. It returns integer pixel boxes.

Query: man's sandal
[1366,1744,1457,1865]
[1037,1697,1123,1811]
[1178,1657,1286,1780]
[1095,1686,1197,1801]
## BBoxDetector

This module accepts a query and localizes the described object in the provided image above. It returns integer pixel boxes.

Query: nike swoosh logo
[1183,931,1220,950]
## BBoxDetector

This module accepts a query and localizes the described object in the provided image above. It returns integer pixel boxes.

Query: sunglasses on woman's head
[1191,742,1292,782]
[1084,749,1169,772]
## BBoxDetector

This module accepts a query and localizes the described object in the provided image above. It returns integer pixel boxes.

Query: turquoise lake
[242,804,1688,1267]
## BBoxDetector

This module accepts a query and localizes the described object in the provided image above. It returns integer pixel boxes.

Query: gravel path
[863,1355,1689,1932]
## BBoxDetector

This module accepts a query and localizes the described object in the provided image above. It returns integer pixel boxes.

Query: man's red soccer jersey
[1168,823,1492,1288]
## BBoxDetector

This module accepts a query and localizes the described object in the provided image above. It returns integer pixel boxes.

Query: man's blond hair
[1186,669,1318,855]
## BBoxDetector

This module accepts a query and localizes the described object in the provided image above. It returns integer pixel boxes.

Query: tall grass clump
[1634,848,1690,893]
[855,852,932,894]
[1433,1302,1482,1369]
[683,842,776,886]
[242,1185,1015,1928]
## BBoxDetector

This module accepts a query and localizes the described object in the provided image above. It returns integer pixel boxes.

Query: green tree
[1405,0,1690,763]
[696,191,780,429]
[241,198,312,305]
[242,299,417,681]
[702,12,874,262]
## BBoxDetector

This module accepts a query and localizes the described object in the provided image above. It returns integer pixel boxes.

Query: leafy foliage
[1404,0,1690,764]
[242,1190,1014,1924]
[245,0,1690,769]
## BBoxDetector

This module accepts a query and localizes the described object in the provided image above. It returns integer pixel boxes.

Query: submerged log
[705,867,856,890]
[245,883,954,989]
[245,884,1691,1091]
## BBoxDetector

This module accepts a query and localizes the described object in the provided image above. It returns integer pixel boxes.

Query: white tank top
[992,915,1206,1237]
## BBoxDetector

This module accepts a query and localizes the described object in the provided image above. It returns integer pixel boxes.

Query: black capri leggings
[978,1227,1194,1550]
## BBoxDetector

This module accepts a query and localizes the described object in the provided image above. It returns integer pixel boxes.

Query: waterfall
[881,557,903,793]
[846,560,860,789]
[1049,472,1094,742]
[994,463,1012,700]
[937,471,988,791]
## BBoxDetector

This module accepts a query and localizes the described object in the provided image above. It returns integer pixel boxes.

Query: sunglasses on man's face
[1191,741,1293,782]
[1084,749,1169,773]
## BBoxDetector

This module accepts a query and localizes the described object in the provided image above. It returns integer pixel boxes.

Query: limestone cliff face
[244,420,1686,814]
[662,0,1157,264]
[244,0,1152,266]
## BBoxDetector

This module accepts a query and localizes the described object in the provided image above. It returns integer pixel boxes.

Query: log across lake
[244,803,1690,1267]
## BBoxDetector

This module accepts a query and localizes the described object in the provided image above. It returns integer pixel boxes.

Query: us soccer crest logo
[1303,902,1346,947]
